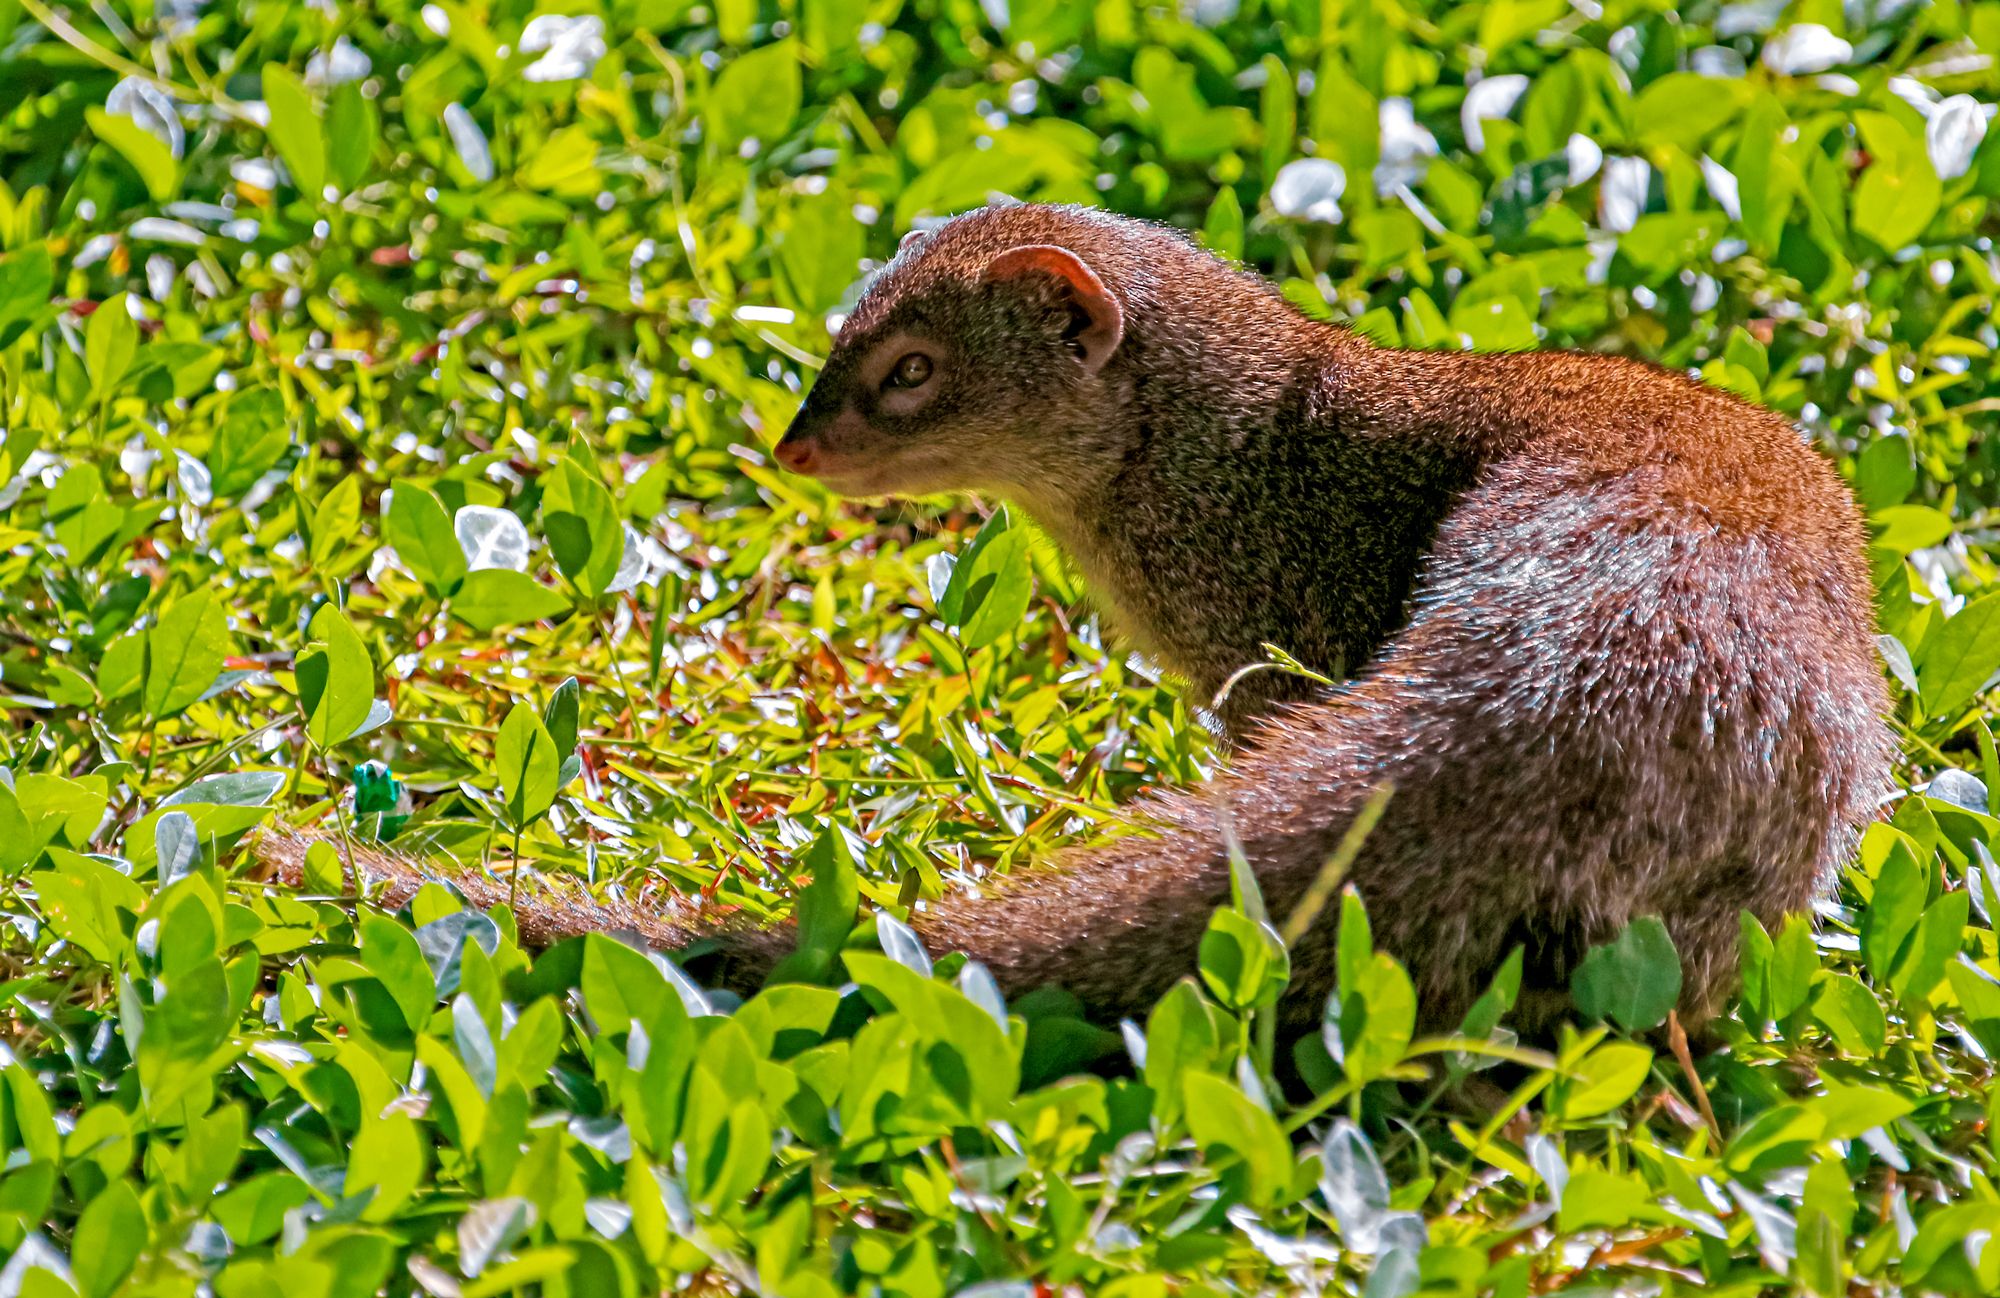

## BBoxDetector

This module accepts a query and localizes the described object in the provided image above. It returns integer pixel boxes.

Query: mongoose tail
[253,830,793,990]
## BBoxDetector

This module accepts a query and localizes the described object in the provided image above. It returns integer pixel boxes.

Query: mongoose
[766,202,1893,1033]
[266,203,1894,1036]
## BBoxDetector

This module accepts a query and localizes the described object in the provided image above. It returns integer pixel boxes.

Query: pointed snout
[773,429,817,473]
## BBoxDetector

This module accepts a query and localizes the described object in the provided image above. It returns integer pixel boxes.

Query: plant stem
[599,608,646,737]
[323,746,359,896]
[508,822,523,910]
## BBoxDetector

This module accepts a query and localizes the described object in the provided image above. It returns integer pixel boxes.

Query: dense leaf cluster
[5,0,2000,1292]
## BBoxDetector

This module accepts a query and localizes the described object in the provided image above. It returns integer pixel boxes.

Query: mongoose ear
[980,244,1124,375]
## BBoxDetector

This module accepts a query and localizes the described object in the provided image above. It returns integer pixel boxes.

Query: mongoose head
[773,204,1134,500]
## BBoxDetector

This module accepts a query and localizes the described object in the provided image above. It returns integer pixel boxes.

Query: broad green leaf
[1552,1042,1652,1121]
[1324,951,1415,1085]
[1918,591,2000,718]
[71,1179,144,1298]
[326,80,379,191]
[580,933,671,1036]
[296,604,375,749]
[1812,973,1889,1056]
[711,42,801,152]
[1569,916,1682,1032]
[1860,840,1926,982]
[87,107,178,199]
[347,1110,425,1220]
[1197,907,1290,1011]
[0,245,54,349]
[450,569,573,631]
[144,588,232,719]
[310,474,364,571]
[360,908,438,1032]
[385,483,467,598]
[85,294,138,399]
[1143,978,1225,1128]
[771,826,861,984]
[520,125,602,195]
[263,63,327,198]
[1852,111,1940,252]
[33,849,146,964]
[543,456,622,600]
[542,676,580,757]
[1182,1072,1294,1207]
[495,702,560,827]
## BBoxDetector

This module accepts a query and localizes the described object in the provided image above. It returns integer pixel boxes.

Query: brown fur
[267,204,1894,1035]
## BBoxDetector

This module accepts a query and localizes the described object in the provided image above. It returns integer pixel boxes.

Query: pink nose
[774,438,816,473]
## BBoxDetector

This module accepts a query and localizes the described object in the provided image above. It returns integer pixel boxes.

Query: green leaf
[776,192,866,314]
[1860,840,1926,982]
[1918,591,2000,718]
[32,849,146,964]
[1182,1072,1294,1207]
[385,483,467,598]
[450,569,573,631]
[938,506,1035,651]
[1890,889,1968,1004]
[295,604,375,750]
[347,1110,425,1220]
[326,80,379,192]
[1812,973,1889,1056]
[496,702,560,828]
[520,125,602,196]
[85,294,138,399]
[1197,908,1290,1011]
[1557,1167,1659,1232]
[711,41,802,152]
[86,107,178,200]
[1871,504,1953,555]
[1202,186,1245,261]
[542,676,580,757]
[0,245,54,350]
[1324,951,1415,1085]
[263,63,327,198]
[1552,1042,1653,1121]
[1855,435,1916,512]
[771,826,862,984]
[580,933,673,1037]
[543,456,622,601]
[310,474,364,572]
[1143,979,1224,1128]
[1811,1081,1914,1141]
[208,389,294,497]
[144,588,232,720]
[1335,887,1373,994]
[71,1178,144,1298]
[1852,111,1940,252]
[1569,916,1682,1032]
[1769,913,1819,1023]
[360,909,438,1033]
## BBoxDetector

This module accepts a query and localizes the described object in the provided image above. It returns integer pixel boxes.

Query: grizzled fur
[276,204,1895,1035]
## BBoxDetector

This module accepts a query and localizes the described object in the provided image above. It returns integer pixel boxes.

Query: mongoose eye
[885,353,933,390]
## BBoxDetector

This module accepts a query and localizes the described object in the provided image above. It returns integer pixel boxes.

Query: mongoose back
[764,202,1893,1033]
[269,202,1893,1036]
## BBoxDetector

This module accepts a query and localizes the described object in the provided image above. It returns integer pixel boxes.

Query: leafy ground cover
[5,0,2000,1292]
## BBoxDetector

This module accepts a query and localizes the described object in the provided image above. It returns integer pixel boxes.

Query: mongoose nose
[773,436,816,473]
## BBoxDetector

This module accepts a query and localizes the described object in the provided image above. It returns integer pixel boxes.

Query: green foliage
[3,0,2000,1291]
